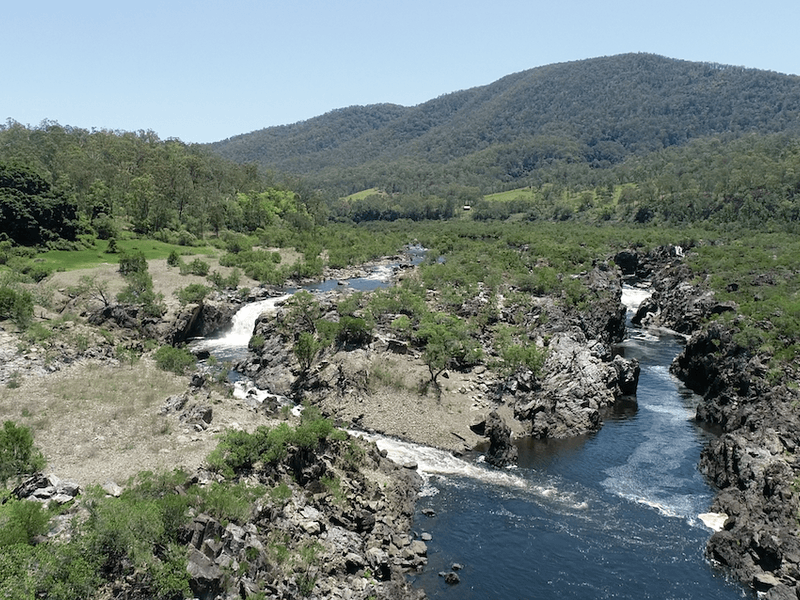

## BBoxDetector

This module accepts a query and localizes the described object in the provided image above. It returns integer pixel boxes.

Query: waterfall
[206,293,293,351]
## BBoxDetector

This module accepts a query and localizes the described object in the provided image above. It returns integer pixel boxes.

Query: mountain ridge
[207,53,800,192]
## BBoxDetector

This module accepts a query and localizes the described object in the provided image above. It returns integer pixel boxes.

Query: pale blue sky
[3,0,799,143]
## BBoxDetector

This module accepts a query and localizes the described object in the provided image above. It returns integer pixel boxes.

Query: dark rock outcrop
[169,300,239,345]
[483,410,518,467]
[513,330,639,439]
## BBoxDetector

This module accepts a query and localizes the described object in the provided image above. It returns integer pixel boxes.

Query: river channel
[200,268,751,599]
[390,289,750,599]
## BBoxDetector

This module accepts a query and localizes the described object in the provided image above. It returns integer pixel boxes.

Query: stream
[199,269,750,599]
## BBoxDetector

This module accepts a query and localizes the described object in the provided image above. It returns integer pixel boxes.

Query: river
[376,287,750,599]
[201,273,750,598]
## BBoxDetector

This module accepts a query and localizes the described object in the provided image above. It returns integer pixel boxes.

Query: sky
[4,0,799,144]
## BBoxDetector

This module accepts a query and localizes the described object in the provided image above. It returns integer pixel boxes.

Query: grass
[483,187,539,202]
[343,187,384,201]
[0,361,187,482]
[37,238,218,272]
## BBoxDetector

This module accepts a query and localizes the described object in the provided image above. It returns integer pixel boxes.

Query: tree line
[0,120,326,246]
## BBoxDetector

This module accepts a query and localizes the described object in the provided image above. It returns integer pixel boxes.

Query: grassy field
[343,187,383,201]
[483,187,539,202]
[37,238,219,272]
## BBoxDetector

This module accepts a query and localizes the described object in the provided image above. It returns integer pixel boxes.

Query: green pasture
[343,188,383,201]
[37,239,218,272]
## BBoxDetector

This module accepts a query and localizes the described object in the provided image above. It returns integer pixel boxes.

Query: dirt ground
[0,354,288,487]
[313,348,521,454]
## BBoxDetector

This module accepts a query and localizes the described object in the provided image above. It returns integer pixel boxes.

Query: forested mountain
[207,53,800,195]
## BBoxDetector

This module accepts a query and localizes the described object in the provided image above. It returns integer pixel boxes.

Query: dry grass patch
[0,360,189,485]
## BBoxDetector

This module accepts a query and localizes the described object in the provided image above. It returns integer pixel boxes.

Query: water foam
[355,432,588,510]
[206,293,293,351]
[621,284,652,313]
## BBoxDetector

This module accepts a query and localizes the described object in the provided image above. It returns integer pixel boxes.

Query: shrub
[118,249,147,275]
[153,345,196,375]
[336,315,373,347]
[166,249,181,267]
[206,413,344,479]
[248,334,265,352]
[207,269,240,290]
[94,215,117,240]
[180,258,210,276]
[294,332,323,373]
[0,285,34,328]
[0,421,46,487]
[0,498,50,546]
[197,481,263,525]
[175,283,209,305]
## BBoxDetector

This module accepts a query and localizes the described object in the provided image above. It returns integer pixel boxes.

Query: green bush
[197,481,264,525]
[153,345,196,375]
[0,285,34,328]
[0,421,46,487]
[335,316,373,347]
[248,334,265,351]
[207,269,240,290]
[180,258,210,276]
[0,497,50,545]
[206,412,344,479]
[166,249,181,267]
[175,283,209,305]
[93,215,117,240]
[118,249,147,275]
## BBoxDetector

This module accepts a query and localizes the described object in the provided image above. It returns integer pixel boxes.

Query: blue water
[407,327,750,599]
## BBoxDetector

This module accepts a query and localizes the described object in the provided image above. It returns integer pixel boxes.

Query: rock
[102,480,123,497]
[168,300,239,345]
[12,473,49,499]
[180,404,213,428]
[161,393,188,414]
[187,547,224,600]
[439,571,460,585]
[753,571,781,592]
[469,417,486,436]
[483,410,518,468]
[514,330,620,439]
[190,372,206,389]
[611,355,640,396]
[387,339,409,354]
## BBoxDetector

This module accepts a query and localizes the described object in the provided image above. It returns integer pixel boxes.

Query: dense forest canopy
[0,119,326,246]
[207,53,800,197]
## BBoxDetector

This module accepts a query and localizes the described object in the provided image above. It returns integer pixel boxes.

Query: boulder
[514,330,625,439]
[187,548,224,600]
[611,355,640,396]
[483,410,518,468]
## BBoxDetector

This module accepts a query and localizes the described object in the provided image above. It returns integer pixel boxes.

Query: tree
[294,331,323,373]
[0,161,78,246]
[72,274,112,308]
[416,312,482,389]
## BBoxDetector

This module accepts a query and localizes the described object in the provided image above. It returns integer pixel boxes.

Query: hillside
[207,53,800,194]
